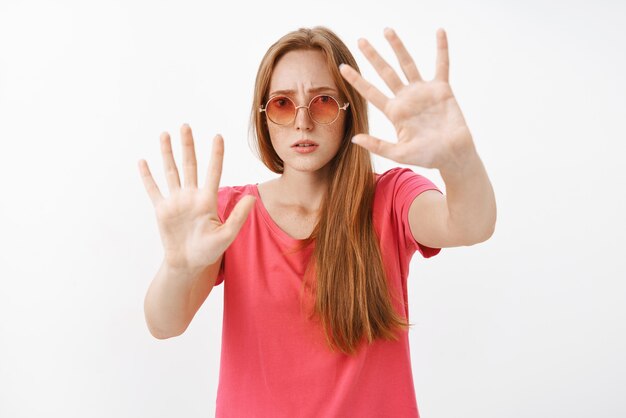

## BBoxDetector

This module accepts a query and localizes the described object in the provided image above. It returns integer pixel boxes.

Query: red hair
[248,26,412,355]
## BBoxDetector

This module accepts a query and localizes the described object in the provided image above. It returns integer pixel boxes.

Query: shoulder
[374,167,443,257]
[374,167,440,197]
[217,183,257,221]
[375,166,414,183]
[218,183,256,199]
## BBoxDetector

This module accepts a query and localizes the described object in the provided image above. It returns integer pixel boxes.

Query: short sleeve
[380,167,443,258]
[214,186,233,286]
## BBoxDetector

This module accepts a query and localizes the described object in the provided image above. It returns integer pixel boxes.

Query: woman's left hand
[340,28,476,171]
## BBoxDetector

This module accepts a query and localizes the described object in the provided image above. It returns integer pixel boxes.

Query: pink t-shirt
[214,167,442,418]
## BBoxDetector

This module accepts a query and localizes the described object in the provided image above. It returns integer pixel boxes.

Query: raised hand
[339,28,476,171]
[138,124,255,274]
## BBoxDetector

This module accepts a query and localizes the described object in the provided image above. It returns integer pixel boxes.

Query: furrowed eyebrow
[269,86,338,97]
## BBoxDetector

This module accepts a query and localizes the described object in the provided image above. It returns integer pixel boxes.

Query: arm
[339,28,496,247]
[139,126,254,340]
[144,254,223,339]
[408,148,496,248]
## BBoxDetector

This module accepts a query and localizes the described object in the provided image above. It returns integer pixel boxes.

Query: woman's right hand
[138,124,256,274]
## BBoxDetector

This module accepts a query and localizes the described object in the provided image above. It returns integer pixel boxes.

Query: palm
[155,190,224,269]
[340,28,475,171]
[138,125,256,273]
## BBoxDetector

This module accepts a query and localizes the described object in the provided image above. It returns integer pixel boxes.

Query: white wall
[1,0,624,417]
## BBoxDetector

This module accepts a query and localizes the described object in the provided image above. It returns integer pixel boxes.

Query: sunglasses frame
[259,94,350,126]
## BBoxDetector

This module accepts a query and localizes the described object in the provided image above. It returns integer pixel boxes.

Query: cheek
[331,117,347,142]
[267,126,282,147]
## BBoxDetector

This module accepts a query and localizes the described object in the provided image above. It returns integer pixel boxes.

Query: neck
[276,167,330,214]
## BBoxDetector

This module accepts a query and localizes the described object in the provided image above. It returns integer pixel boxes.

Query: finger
[351,133,400,161]
[180,124,198,189]
[339,63,389,113]
[160,131,182,193]
[216,195,256,246]
[137,159,164,206]
[357,38,405,94]
[435,28,450,83]
[203,134,224,213]
[383,28,423,83]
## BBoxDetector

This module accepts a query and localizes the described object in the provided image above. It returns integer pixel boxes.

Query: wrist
[438,142,481,180]
[161,258,204,281]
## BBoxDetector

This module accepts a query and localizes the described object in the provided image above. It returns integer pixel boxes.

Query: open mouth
[292,144,318,153]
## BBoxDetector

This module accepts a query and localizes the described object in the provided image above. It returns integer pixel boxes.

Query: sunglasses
[259,94,350,125]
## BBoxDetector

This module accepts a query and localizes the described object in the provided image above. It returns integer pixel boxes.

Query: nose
[293,105,313,131]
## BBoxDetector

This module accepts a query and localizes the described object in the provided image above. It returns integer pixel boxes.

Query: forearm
[144,260,201,339]
[439,144,497,245]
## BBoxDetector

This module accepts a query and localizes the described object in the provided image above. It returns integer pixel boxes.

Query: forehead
[269,49,337,93]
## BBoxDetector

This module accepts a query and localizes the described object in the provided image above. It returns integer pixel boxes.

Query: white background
[1,0,625,417]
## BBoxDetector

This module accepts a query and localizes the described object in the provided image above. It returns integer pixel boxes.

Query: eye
[319,95,331,103]
[271,96,290,107]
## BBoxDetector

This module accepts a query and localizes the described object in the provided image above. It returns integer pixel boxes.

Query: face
[266,49,347,177]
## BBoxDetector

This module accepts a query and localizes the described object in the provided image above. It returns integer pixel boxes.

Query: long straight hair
[249,26,413,356]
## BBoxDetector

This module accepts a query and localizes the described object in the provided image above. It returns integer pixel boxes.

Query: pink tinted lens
[266,96,295,125]
[309,95,339,123]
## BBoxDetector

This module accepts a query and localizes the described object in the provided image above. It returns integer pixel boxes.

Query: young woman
[139,26,496,418]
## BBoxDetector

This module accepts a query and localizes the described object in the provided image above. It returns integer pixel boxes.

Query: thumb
[351,134,396,159]
[218,195,256,245]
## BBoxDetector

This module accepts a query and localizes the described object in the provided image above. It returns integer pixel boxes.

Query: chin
[284,159,332,174]
[289,163,327,173]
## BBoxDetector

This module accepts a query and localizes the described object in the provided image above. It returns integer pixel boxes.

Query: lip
[293,144,318,154]
[291,139,319,147]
